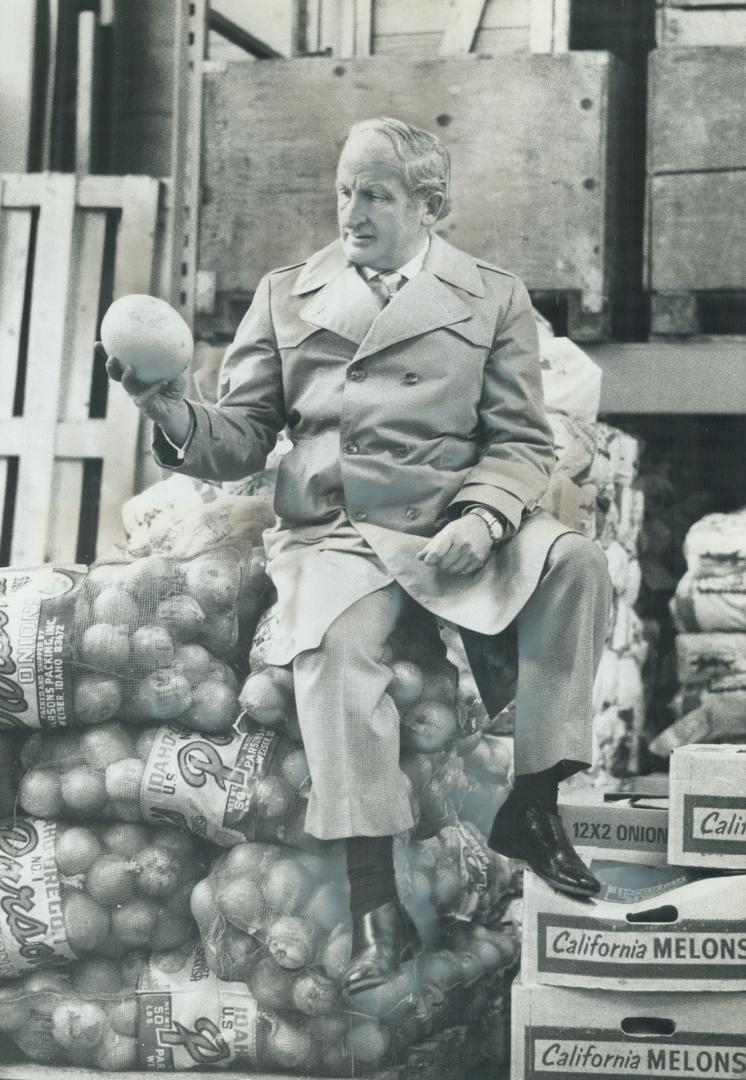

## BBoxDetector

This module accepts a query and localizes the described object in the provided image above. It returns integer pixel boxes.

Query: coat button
[352,509,368,521]
[343,441,359,454]
[348,369,366,382]
[403,372,419,385]
[404,506,419,520]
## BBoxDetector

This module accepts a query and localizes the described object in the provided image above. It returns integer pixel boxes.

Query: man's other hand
[416,515,497,574]
[97,342,191,442]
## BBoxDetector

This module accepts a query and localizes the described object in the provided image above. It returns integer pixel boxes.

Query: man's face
[336,132,433,271]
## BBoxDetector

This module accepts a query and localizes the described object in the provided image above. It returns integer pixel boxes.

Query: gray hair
[346,117,451,219]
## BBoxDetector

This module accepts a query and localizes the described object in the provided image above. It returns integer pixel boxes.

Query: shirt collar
[359,235,431,281]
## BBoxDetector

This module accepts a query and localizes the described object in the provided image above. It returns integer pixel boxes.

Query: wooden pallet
[657,1,746,47]
[0,173,162,567]
[646,47,746,333]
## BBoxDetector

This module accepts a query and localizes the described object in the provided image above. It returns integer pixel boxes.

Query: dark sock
[346,835,397,916]
[509,759,586,816]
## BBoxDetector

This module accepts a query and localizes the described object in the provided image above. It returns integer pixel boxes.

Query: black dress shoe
[343,899,422,996]
[488,801,601,898]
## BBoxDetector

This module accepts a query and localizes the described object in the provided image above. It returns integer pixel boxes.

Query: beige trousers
[293,533,612,840]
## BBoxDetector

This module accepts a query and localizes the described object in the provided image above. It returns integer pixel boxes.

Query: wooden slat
[75,10,97,174]
[48,462,85,560]
[648,48,746,174]
[0,1,38,171]
[657,5,746,47]
[10,174,77,565]
[1,173,166,210]
[59,212,107,419]
[668,0,746,6]
[47,208,108,562]
[589,341,746,415]
[374,31,448,55]
[96,176,160,557]
[0,419,117,458]
[0,204,32,418]
[355,0,373,55]
[649,171,746,291]
[373,0,527,37]
[473,26,530,52]
[439,0,489,54]
[481,0,531,28]
[0,193,33,533]
[373,0,452,36]
[529,0,569,52]
[375,27,529,55]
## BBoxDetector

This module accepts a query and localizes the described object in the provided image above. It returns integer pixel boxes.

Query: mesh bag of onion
[18,720,312,848]
[0,937,515,1074]
[190,833,519,1076]
[0,548,268,732]
[0,816,205,978]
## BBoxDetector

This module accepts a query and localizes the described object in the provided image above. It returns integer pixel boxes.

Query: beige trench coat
[155,234,569,666]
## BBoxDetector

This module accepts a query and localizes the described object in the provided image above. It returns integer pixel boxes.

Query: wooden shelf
[587,339,746,414]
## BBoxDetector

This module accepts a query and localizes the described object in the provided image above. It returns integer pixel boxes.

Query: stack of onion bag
[530,317,649,777]
[651,508,746,756]
[589,423,649,776]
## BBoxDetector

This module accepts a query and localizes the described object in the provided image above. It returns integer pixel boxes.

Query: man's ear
[421,192,445,226]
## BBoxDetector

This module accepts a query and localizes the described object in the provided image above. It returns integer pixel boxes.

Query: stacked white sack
[536,320,648,777]
[651,508,746,755]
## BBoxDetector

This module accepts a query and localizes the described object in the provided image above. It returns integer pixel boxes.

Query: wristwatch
[464,504,506,545]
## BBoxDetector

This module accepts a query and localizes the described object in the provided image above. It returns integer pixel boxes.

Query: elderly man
[106,117,612,995]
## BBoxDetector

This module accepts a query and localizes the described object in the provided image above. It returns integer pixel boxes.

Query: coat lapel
[298,265,382,346]
[353,269,472,361]
[292,234,487,356]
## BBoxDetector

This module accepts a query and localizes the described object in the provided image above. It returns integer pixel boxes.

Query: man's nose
[343,193,368,226]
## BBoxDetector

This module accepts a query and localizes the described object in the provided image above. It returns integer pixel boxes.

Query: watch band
[465,504,505,545]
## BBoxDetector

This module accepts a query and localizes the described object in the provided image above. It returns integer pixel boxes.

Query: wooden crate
[646,47,746,333]
[199,52,632,339]
[300,0,569,56]
[0,173,162,567]
[657,1,746,47]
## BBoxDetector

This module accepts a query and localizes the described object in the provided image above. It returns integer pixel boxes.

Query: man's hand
[416,514,498,575]
[98,342,191,444]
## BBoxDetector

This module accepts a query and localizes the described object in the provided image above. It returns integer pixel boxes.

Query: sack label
[684,795,746,855]
[538,914,746,981]
[138,944,259,1071]
[0,572,82,730]
[141,725,281,845]
[0,818,74,977]
[526,1028,746,1078]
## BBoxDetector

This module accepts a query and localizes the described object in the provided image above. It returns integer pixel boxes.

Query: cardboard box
[669,744,746,870]
[512,979,746,1079]
[559,797,670,865]
[521,866,746,991]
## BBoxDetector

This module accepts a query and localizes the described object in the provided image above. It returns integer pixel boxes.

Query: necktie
[368,270,406,307]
